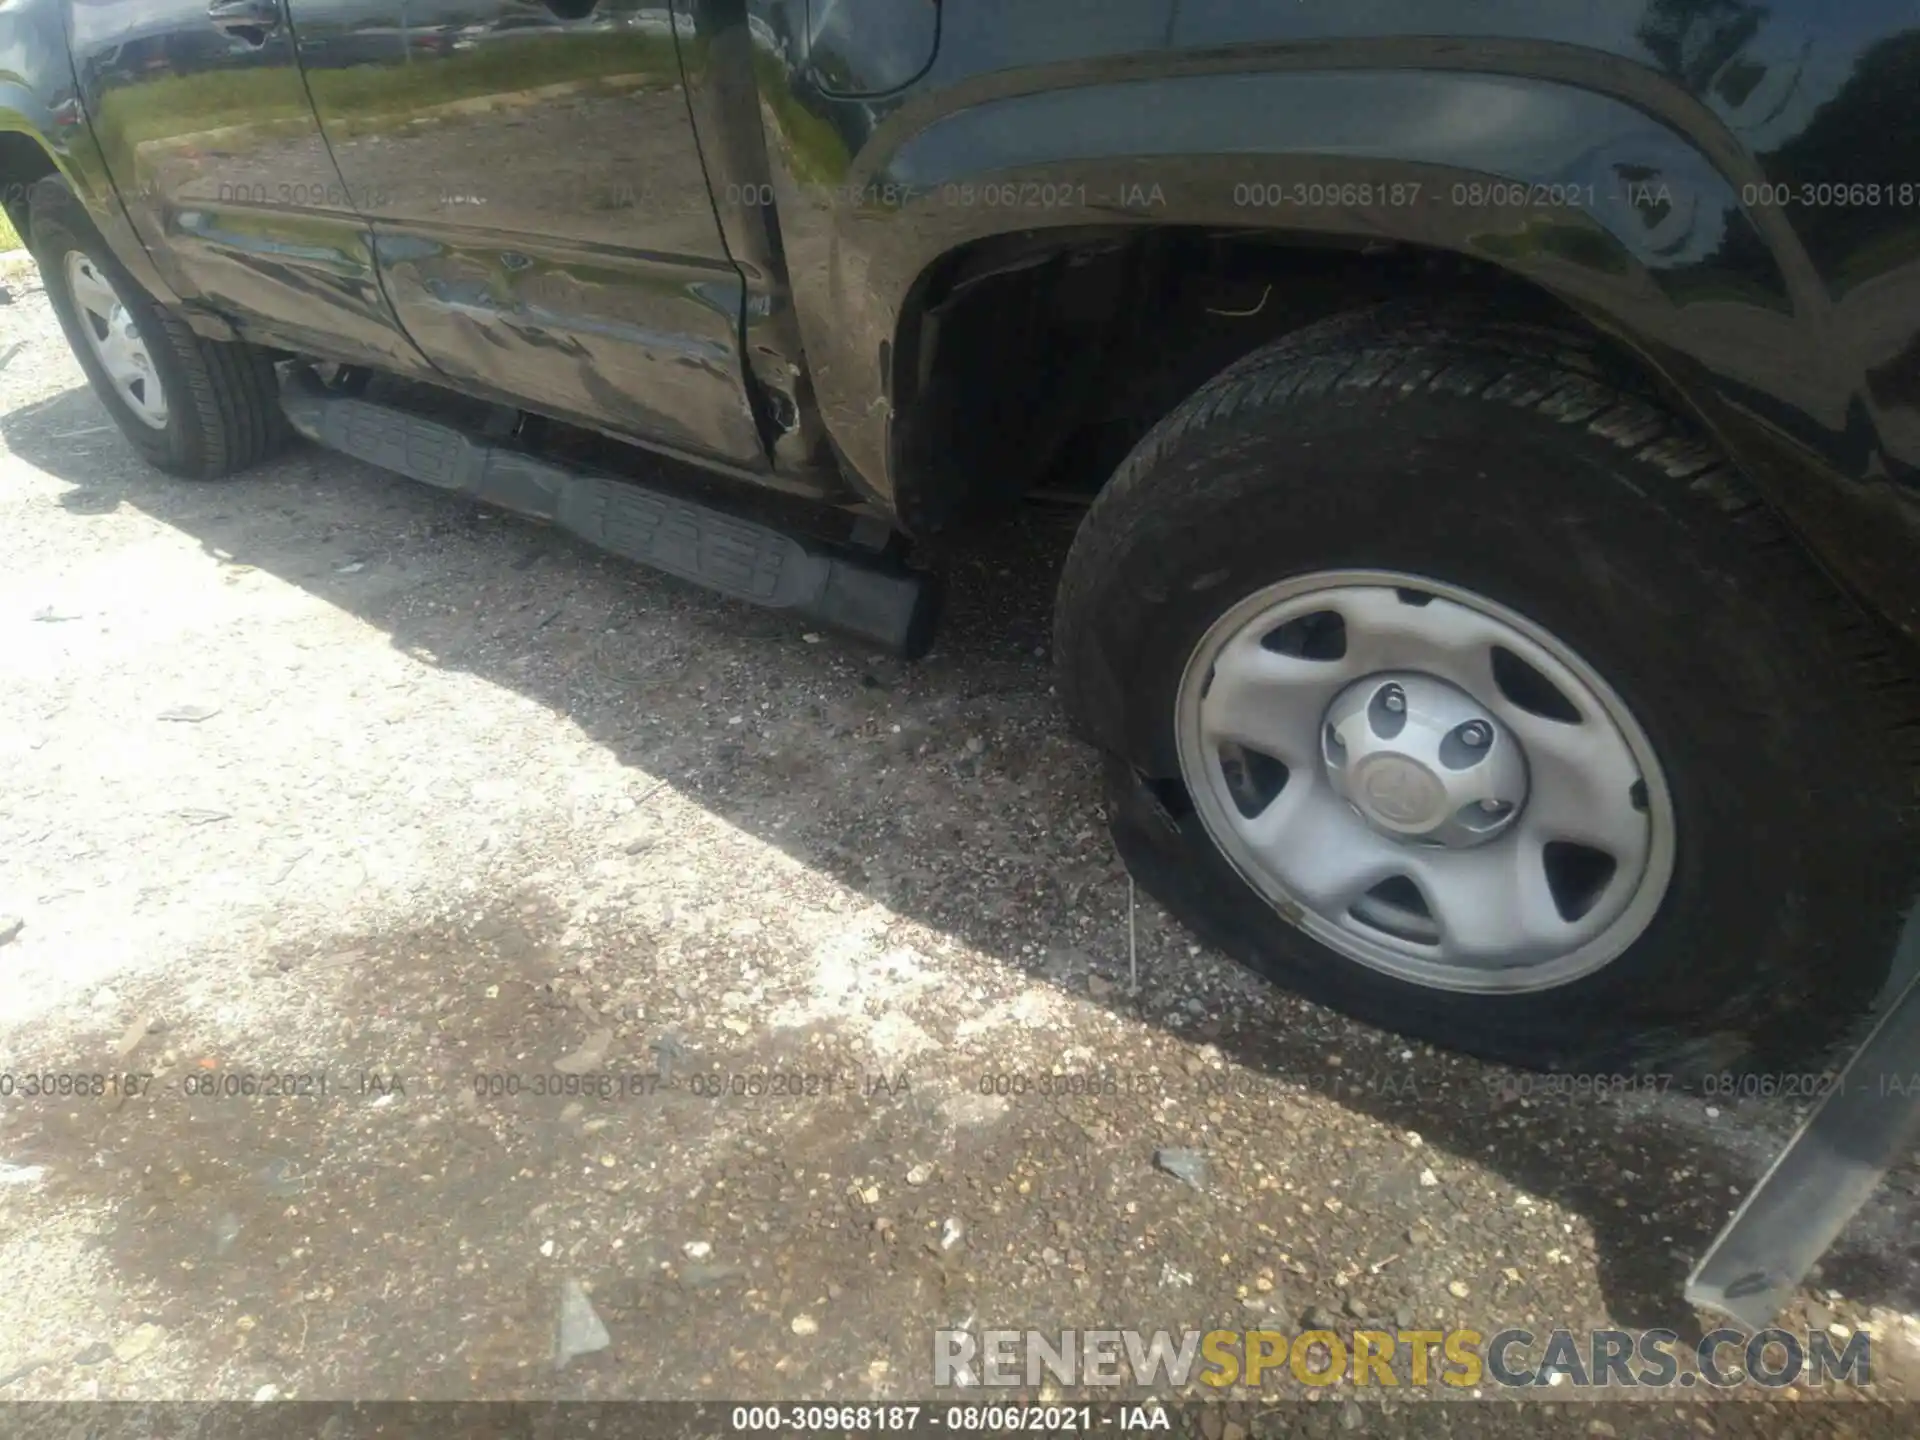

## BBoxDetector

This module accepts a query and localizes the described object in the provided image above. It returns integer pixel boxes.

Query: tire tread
[28,177,285,479]
[1052,300,1920,1072]
[1059,302,1920,778]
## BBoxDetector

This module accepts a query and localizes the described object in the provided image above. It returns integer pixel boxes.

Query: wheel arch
[1,81,194,316]
[783,62,1820,532]
[0,111,67,242]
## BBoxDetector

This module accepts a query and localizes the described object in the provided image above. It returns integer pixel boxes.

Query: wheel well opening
[887,227,1651,533]
[0,134,58,245]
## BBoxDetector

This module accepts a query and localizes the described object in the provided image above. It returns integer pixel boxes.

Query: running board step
[280,371,938,657]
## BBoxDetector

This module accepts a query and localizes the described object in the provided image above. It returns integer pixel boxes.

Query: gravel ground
[4,251,1920,1432]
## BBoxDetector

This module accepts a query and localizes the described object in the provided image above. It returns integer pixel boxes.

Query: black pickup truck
[6,0,1920,1081]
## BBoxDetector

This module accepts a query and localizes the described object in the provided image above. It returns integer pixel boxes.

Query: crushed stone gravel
[1,273,1918,1426]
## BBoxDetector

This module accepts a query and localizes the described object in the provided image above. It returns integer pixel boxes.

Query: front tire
[28,177,286,478]
[1055,304,1920,1077]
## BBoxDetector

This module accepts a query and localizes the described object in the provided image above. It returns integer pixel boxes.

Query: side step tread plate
[282,378,935,656]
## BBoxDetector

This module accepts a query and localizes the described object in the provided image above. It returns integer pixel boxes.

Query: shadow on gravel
[7,382,1919,1362]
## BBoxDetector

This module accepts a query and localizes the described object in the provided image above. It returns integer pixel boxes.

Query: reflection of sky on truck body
[805,0,940,94]
[286,0,690,36]
[65,0,1887,170]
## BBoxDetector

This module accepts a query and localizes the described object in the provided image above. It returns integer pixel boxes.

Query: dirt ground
[4,252,1920,1433]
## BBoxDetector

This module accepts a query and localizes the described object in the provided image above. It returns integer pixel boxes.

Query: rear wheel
[29,177,286,478]
[1055,304,1920,1077]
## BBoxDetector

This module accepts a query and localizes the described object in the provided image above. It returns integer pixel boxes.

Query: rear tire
[1055,303,1920,1078]
[28,177,286,478]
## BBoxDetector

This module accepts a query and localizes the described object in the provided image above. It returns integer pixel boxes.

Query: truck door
[65,0,422,371]
[285,0,768,470]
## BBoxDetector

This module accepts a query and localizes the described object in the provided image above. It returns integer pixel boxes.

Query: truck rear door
[284,0,769,470]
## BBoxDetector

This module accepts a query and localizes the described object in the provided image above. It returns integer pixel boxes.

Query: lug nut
[1381,688,1406,714]
[1460,723,1490,748]
[1479,798,1507,813]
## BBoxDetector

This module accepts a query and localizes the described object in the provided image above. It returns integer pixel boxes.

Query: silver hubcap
[1324,672,1529,846]
[65,251,168,430]
[1176,571,1675,993]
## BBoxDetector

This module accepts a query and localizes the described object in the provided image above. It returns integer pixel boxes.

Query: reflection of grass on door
[750,48,850,188]
[95,35,682,151]
[315,33,682,135]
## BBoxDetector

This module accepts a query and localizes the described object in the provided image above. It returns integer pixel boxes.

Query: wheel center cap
[1321,671,1530,848]
[1353,754,1447,831]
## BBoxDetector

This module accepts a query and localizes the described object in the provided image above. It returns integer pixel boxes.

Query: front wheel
[1054,305,1920,1077]
[29,177,286,478]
